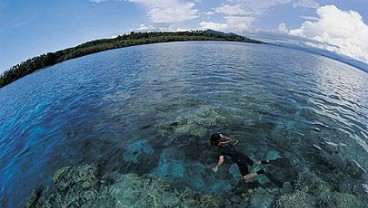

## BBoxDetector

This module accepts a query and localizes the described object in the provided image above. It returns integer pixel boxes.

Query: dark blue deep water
[1,41,368,207]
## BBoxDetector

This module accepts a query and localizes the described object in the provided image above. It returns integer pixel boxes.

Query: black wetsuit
[217,144,254,175]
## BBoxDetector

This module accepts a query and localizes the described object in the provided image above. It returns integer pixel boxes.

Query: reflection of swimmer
[210,133,286,187]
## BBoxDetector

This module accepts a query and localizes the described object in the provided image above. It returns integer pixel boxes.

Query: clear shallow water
[1,41,368,207]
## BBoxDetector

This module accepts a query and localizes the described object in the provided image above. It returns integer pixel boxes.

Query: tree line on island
[0,30,262,88]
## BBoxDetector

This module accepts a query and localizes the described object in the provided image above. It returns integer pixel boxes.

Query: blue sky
[1,0,367,73]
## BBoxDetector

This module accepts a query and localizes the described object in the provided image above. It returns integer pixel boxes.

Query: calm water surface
[1,41,368,207]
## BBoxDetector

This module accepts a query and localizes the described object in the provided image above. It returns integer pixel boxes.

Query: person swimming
[210,132,267,180]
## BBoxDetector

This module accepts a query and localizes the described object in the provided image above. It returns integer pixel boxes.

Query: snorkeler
[210,132,286,187]
[210,132,266,180]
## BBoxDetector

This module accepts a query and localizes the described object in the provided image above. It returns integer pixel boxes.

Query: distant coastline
[0,30,262,88]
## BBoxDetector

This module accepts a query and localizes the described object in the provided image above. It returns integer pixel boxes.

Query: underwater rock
[229,195,242,203]
[27,163,235,208]
[53,164,98,191]
[250,189,275,208]
[26,188,43,208]
[158,105,227,138]
[101,171,124,184]
[305,141,367,183]
[265,150,282,160]
[276,190,315,208]
[229,164,242,181]
[324,153,346,170]
[330,192,362,208]
[27,164,114,208]
[317,191,364,208]
[150,147,234,194]
[267,125,303,151]
[336,179,368,194]
[290,169,368,207]
[280,182,293,194]
[174,125,207,138]
[295,171,331,194]
[150,148,185,179]
[123,139,153,163]
[110,173,229,208]
[234,180,261,194]
[243,115,259,127]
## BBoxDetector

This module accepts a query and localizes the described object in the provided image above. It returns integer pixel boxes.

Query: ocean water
[0,41,368,207]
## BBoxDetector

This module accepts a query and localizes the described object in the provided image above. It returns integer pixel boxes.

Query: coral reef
[26,161,368,208]
[26,164,234,208]
[157,105,228,138]
[276,190,315,208]
[275,170,367,208]
[26,164,114,208]
[109,173,224,208]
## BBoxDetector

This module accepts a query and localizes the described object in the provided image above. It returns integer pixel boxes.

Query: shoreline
[0,30,262,88]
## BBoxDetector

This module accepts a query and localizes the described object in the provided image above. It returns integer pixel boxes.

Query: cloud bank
[199,0,319,32]
[129,0,198,23]
[290,5,368,63]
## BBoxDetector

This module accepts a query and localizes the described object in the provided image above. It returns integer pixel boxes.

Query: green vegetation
[0,30,262,88]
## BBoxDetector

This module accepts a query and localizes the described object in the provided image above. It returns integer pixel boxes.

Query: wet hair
[210,133,222,146]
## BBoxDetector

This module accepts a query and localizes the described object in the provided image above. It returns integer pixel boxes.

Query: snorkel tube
[210,132,239,146]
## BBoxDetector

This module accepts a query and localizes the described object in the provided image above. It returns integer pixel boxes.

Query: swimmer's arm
[219,134,238,145]
[219,134,232,141]
[212,155,224,173]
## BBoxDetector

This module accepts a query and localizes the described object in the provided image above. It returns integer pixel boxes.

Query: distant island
[0,30,262,88]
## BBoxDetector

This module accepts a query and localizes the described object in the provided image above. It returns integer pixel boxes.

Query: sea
[1,41,367,207]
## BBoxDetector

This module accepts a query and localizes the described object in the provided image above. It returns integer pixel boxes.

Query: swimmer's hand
[212,166,219,173]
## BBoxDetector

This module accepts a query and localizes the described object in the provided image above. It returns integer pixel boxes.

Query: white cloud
[199,21,229,31]
[199,0,319,33]
[219,0,291,15]
[135,23,189,32]
[300,16,319,21]
[203,11,215,16]
[278,23,288,33]
[199,16,255,33]
[129,0,198,23]
[137,24,156,31]
[214,4,250,16]
[290,5,368,63]
[292,0,319,9]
